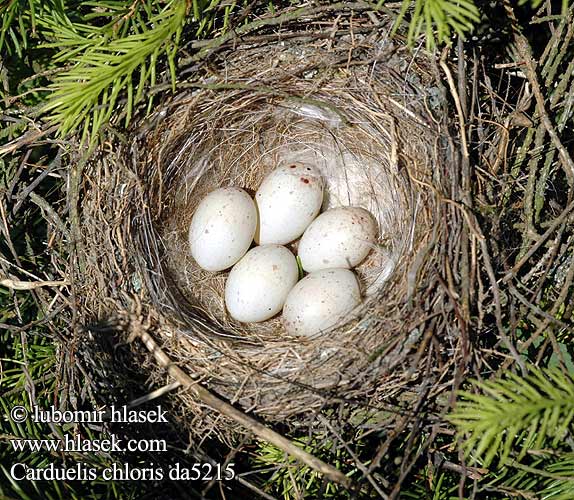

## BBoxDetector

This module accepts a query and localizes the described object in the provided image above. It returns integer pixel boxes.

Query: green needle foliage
[41,0,188,144]
[539,454,574,500]
[390,0,480,50]
[449,365,574,468]
[254,435,368,499]
[0,0,38,57]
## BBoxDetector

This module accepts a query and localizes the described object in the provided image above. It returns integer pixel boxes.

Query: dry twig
[131,321,352,489]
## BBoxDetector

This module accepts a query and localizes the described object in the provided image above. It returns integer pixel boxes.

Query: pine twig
[450,364,574,467]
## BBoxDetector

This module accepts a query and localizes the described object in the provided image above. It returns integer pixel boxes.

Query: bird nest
[78,11,457,442]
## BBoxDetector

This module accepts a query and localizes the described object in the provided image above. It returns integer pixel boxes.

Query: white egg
[189,187,257,272]
[255,163,324,245]
[282,268,361,337]
[225,245,299,322]
[298,207,377,272]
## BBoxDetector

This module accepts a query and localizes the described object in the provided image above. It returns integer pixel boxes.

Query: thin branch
[0,276,69,290]
[29,191,70,239]
[502,199,574,283]
[235,476,279,500]
[131,321,352,490]
[479,238,526,373]
[0,125,58,156]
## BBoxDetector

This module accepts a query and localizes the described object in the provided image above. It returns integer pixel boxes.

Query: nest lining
[161,100,410,334]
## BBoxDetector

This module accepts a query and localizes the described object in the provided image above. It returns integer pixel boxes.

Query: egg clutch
[188,163,377,337]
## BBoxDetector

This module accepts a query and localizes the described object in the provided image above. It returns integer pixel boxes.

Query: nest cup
[98,26,446,438]
[164,101,409,329]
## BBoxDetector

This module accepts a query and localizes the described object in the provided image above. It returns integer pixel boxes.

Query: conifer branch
[40,0,188,144]
[449,365,574,468]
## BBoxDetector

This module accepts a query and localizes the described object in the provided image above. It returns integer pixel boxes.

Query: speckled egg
[255,163,324,245]
[225,245,299,323]
[189,187,257,272]
[298,207,377,272]
[282,268,361,336]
